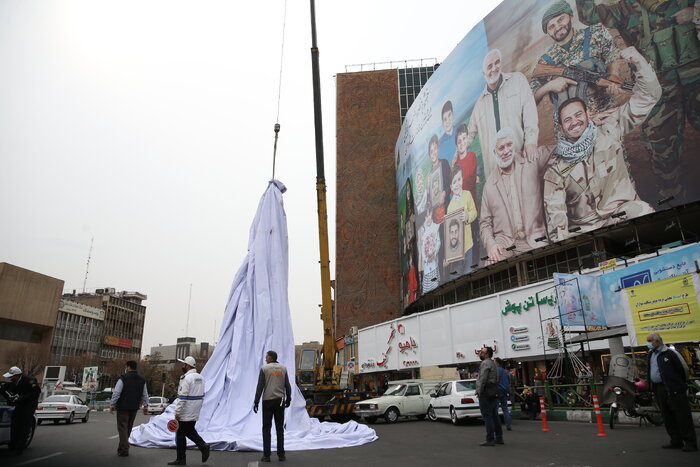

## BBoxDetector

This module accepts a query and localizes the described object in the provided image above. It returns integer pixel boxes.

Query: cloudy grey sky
[0,0,501,355]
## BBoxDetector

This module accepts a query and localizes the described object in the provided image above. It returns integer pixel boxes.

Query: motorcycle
[604,376,663,429]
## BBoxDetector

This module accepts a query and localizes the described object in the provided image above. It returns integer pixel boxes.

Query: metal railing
[513,377,700,412]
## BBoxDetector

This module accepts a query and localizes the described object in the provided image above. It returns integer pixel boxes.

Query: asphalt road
[1,412,698,467]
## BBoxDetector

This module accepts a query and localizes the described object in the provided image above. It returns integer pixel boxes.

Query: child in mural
[445,165,478,275]
[452,123,478,205]
[403,178,419,304]
[438,100,458,161]
[428,134,451,225]
[419,201,442,294]
[414,170,428,228]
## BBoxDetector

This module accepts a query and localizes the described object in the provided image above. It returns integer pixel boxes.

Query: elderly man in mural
[479,127,552,263]
[531,0,624,120]
[575,0,700,203]
[458,49,539,181]
[543,47,659,241]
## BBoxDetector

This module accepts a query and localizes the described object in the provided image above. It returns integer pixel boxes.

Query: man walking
[476,346,503,446]
[494,358,512,431]
[110,360,149,457]
[254,350,292,462]
[3,366,40,456]
[168,356,210,465]
[646,333,697,452]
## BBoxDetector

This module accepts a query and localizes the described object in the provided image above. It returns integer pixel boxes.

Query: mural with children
[396,0,700,308]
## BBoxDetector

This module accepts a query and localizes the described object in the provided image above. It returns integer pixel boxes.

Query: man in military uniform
[3,366,40,455]
[576,0,700,202]
[544,47,658,240]
[532,0,624,120]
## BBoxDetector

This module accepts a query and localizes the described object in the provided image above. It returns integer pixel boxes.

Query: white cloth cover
[130,180,377,451]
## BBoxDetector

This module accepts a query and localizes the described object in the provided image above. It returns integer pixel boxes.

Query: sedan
[36,395,90,424]
[428,379,510,425]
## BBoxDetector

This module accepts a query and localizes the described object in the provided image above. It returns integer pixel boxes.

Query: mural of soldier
[543,47,658,241]
[531,0,624,121]
[575,0,700,202]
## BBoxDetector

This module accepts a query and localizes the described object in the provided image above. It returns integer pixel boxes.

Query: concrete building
[0,263,64,378]
[51,299,105,364]
[335,62,438,337]
[149,337,214,370]
[64,288,147,387]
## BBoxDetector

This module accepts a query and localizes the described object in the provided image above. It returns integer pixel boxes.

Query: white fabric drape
[129,180,377,451]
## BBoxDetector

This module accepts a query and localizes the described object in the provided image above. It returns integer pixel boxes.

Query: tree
[6,343,49,378]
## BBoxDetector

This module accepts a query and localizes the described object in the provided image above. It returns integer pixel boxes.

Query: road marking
[247,462,259,467]
[16,452,65,466]
[108,434,119,439]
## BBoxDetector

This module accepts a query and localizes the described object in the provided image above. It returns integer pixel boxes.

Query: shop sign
[510,335,529,342]
[511,343,530,351]
[509,326,528,334]
[402,360,419,367]
[104,335,132,348]
[599,258,617,271]
[502,294,556,316]
[473,341,498,355]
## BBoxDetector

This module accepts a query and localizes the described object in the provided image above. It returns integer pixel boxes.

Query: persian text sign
[626,274,700,343]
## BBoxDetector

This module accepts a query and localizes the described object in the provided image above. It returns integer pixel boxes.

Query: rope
[272,0,288,179]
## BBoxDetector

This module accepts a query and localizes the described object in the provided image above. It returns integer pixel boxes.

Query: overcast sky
[0,0,502,355]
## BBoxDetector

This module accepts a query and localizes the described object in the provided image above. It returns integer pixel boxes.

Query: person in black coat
[646,333,697,452]
[3,366,40,455]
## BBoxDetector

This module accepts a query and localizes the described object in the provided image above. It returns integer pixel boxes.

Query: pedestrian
[253,350,292,462]
[494,358,512,431]
[646,333,697,452]
[168,356,210,465]
[2,366,40,456]
[110,360,149,457]
[475,346,503,446]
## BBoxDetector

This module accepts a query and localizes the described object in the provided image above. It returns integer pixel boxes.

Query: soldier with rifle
[575,0,700,203]
[531,0,625,121]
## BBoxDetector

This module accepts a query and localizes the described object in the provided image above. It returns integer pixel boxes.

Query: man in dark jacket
[3,366,40,455]
[646,333,697,452]
[253,350,292,462]
[110,360,149,457]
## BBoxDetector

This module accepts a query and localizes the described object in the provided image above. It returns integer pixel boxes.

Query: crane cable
[272,0,288,179]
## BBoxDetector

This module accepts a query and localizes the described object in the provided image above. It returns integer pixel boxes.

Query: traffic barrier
[592,395,607,437]
[539,396,550,432]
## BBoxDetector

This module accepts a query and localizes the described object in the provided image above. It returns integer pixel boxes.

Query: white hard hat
[3,366,22,378]
[177,356,196,367]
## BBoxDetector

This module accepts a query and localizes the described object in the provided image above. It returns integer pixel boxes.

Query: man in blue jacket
[494,358,512,431]
[646,333,697,452]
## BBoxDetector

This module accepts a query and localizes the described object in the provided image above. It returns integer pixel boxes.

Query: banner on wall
[82,366,98,391]
[395,0,700,309]
[625,274,700,344]
[553,273,606,327]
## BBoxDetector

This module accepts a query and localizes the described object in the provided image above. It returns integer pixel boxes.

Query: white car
[147,396,169,415]
[354,381,435,423]
[428,379,510,425]
[36,395,90,424]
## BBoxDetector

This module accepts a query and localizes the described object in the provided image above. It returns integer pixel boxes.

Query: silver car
[36,395,90,424]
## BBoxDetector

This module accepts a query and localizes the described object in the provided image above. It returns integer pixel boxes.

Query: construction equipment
[294,0,365,421]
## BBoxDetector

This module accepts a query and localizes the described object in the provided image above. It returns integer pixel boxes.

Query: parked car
[354,380,440,423]
[0,383,36,449]
[147,396,169,415]
[36,395,90,424]
[428,379,511,425]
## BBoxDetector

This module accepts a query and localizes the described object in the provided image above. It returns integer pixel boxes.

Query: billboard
[82,366,98,391]
[625,274,700,344]
[396,0,700,308]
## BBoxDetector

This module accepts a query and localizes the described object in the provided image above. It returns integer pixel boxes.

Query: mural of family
[397,0,700,307]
